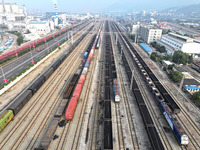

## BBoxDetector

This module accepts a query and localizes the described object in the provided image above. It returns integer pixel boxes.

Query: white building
[0,2,25,22]
[139,25,162,44]
[159,32,200,58]
[26,21,51,37]
[132,24,140,34]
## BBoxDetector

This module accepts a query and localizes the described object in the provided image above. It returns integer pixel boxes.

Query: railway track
[88,25,104,150]
[175,114,200,149]
[112,22,172,149]
[48,25,101,150]
[0,31,93,150]
[118,32,173,149]
[132,40,200,149]
[110,27,139,149]
[122,27,200,149]
[69,39,100,150]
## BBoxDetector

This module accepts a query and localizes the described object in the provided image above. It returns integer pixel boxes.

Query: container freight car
[65,25,103,121]
[65,90,78,120]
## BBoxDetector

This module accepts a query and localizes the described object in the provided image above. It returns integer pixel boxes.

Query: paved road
[0,21,91,85]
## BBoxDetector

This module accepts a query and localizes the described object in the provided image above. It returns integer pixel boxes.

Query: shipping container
[82,67,88,75]
[83,52,88,59]
[65,97,78,120]
[85,61,90,68]
[78,78,85,86]
[73,84,82,98]
[87,57,92,63]
[80,74,86,80]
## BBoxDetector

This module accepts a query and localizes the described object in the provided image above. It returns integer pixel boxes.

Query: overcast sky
[4,0,200,13]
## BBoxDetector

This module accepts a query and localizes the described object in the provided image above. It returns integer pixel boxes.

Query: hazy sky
[4,0,200,12]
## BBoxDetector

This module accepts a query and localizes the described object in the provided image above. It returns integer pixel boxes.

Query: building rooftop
[185,86,200,90]
[139,43,151,52]
[29,21,47,24]
[168,32,193,43]
[184,78,200,86]
[162,60,173,66]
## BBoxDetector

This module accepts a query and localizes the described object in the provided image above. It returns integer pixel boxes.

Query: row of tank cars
[0,22,93,133]
[0,21,87,61]
[65,23,104,120]
[120,32,189,146]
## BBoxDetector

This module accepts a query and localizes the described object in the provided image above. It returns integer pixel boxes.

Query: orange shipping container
[80,74,86,80]
[89,53,93,58]
[65,97,78,120]
[78,78,85,86]
[87,57,92,63]
[73,84,82,98]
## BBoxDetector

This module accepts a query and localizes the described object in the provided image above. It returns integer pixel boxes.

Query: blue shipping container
[83,52,88,59]
[85,61,89,68]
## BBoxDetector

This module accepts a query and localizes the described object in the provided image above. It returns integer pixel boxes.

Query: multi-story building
[0,2,25,22]
[158,32,200,58]
[132,24,140,35]
[138,25,162,44]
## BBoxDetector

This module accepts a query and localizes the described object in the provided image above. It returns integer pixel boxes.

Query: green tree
[17,37,23,46]
[172,51,193,65]
[163,54,172,61]
[192,91,200,102]
[168,64,174,70]
[160,46,166,53]
[150,52,160,62]
[169,71,183,82]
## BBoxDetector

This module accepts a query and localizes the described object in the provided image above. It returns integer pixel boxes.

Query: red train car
[72,84,82,98]
[65,97,78,120]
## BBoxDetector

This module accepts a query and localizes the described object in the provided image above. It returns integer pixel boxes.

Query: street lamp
[0,67,7,83]
[15,49,18,57]
[30,51,34,63]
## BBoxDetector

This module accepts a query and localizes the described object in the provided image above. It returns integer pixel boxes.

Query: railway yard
[0,19,200,150]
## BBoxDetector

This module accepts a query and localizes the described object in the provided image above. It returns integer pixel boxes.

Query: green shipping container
[0,110,14,132]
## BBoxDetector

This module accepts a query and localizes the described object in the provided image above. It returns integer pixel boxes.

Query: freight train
[65,23,104,120]
[0,21,88,61]
[0,24,94,133]
[119,41,164,149]
[115,22,189,146]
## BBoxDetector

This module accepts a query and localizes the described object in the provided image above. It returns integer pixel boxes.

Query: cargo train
[118,25,189,146]
[0,24,94,133]
[65,23,104,120]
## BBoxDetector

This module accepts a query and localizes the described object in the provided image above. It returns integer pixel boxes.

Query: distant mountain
[162,3,200,17]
